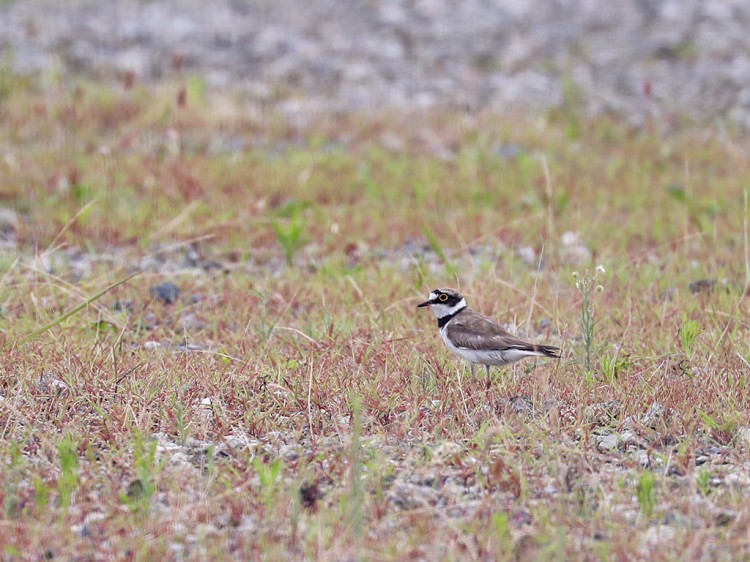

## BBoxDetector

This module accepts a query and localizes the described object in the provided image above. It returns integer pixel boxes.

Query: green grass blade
[16,272,139,347]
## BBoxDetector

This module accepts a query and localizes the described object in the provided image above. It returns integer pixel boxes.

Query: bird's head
[417,288,467,318]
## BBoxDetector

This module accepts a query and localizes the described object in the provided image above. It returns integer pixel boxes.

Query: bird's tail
[534,344,561,359]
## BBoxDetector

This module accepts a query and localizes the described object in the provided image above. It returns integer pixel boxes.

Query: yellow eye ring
[438,294,449,302]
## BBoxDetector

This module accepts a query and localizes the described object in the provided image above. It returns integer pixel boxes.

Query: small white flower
[596,265,606,274]
[572,271,579,278]
[596,285,604,293]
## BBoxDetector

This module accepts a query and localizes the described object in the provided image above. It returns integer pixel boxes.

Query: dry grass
[2,78,750,560]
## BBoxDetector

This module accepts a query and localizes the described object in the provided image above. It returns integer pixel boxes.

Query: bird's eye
[438,294,449,302]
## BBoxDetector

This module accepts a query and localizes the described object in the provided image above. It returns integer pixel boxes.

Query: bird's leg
[485,365,492,390]
[470,363,476,381]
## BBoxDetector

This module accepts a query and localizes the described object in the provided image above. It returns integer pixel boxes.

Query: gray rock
[689,279,716,294]
[0,208,19,235]
[594,430,621,452]
[516,246,537,267]
[150,282,180,304]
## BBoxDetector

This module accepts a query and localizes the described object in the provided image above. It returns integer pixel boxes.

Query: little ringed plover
[417,288,561,379]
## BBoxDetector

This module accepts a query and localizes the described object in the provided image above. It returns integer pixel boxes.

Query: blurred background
[2,0,750,128]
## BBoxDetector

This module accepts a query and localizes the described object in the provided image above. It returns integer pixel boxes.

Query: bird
[417,288,561,380]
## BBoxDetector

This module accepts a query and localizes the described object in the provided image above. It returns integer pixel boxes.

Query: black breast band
[437,307,465,329]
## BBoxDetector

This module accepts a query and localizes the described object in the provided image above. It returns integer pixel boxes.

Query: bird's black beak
[417,299,433,308]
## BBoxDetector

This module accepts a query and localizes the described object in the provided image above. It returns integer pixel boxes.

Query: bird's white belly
[439,328,537,366]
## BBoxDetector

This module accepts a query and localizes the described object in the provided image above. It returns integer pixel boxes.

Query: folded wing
[448,313,561,358]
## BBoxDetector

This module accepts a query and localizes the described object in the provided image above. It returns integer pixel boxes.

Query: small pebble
[689,279,715,294]
[150,282,180,304]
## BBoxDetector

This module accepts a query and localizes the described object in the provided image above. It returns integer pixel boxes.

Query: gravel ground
[2,0,750,125]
